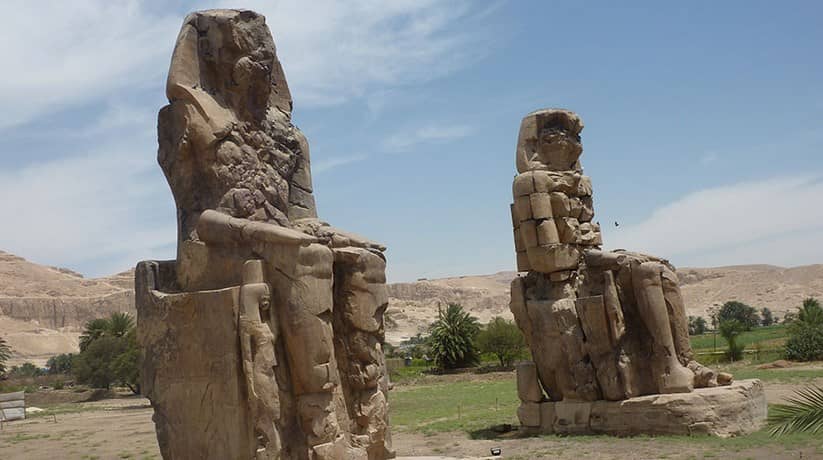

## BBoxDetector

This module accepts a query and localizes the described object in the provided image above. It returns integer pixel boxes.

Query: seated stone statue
[137,9,391,460]
[509,109,727,403]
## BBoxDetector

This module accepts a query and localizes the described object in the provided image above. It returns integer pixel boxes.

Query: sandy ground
[1,377,822,460]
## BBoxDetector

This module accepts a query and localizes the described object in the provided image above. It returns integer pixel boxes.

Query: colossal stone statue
[509,109,766,436]
[136,10,391,460]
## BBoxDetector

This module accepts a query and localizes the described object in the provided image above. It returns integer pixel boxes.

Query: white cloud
[0,0,178,129]
[382,124,474,152]
[0,1,492,277]
[230,0,486,107]
[0,134,177,277]
[0,1,488,129]
[313,154,368,173]
[605,175,823,268]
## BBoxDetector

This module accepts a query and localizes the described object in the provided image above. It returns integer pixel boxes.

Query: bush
[718,301,760,331]
[46,353,74,375]
[785,327,823,361]
[9,362,43,378]
[784,297,823,362]
[73,313,140,392]
[476,317,526,368]
[719,320,746,361]
[399,333,431,360]
[0,336,11,376]
[761,308,775,327]
[688,316,708,335]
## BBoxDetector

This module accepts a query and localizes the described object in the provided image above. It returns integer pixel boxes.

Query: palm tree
[795,298,823,328]
[768,385,823,436]
[108,312,135,338]
[0,336,12,375]
[79,318,110,352]
[79,313,135,351]
[719,319,746,361]
[428,303,480,370]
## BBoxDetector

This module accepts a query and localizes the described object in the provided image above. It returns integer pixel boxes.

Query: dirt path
[0,405,159,460]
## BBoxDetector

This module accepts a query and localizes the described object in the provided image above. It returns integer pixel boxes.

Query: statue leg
[632,262,694,394]
[332,247,392,460]
[263,243,345,453]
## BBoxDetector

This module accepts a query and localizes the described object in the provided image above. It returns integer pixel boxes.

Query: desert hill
[384,264,823,343]
[0,250,134,366]
[1,249,822,364]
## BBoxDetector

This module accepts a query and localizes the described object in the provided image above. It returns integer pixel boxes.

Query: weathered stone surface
[137,9,392,459]
[526,380,766,437]
[517,401,542,427]
[554,400,592,435]
[508,109,763,436]
[516,362,544,403]
[589,380,767,437]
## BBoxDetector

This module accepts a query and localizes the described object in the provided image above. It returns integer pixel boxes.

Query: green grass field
[390,365,823,436]
[389,367,823,458]
[689,324,789,352]
[391,378,519,435]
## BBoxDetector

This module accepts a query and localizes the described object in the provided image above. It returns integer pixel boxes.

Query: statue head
[241,260,271,321]
[166,9,292,122]
[516,109,584,173]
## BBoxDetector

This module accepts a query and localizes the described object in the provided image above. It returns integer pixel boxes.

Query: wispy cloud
[382,124,474,152]
[700,151,719,165]
[217,0,488,107]
[0,0,178,129]
[0,130,176,277]
[0,1,492,276]
[313,154,369,173]
[605,175,823,268]
[0,1,490,130]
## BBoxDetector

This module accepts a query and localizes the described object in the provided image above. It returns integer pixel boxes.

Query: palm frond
[768,385,823,436]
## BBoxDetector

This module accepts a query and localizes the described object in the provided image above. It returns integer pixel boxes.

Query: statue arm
[196,210,317,246]
[292,220,386,252]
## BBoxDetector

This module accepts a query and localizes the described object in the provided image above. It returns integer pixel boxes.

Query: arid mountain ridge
[1,249,822,364]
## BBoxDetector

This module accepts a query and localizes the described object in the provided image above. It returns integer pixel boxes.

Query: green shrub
[785,326,823,362]
[761,308,775,326]
[718,301,760,331]
[475,317,526,368]
[784,297,823,362]
[73,313,140,393]
[688,316,708,335]
[9,362,43,378]
[719,320,746,361]
[46,353,74,374]
[0,336,11,376]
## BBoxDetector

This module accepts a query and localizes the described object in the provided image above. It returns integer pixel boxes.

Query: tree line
[388,303,527,370]
[0,312,140,393]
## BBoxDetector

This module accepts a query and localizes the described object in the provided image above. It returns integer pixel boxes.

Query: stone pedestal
[517,379,767,437]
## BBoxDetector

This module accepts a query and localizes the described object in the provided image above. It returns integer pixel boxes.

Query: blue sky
[1,0,821,281]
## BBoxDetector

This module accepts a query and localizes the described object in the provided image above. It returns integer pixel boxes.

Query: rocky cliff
[2,249,822,357]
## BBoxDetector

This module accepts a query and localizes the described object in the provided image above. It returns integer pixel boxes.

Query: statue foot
[659,364,694,394]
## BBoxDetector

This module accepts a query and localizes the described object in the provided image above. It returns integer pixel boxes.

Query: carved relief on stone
[239,260,281,459]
